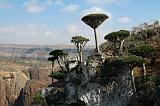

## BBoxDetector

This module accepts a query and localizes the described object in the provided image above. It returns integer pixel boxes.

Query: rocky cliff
[0,71,29,106]
[33,54,134,106]
[14,80,50,106]
[63,63,133,106]
[27,68,50,80]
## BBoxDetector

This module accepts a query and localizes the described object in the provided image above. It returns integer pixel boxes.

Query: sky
[0,0,160,45]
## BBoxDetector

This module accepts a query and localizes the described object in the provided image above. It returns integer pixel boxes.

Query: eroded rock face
[65,83,77,104]
[42,62,133,106]
[31,54,133,106]
[28,68,50,81]
[14,80,50,106]
[0,71,29,106]
[65,58,133,106]
[77,76,132,106]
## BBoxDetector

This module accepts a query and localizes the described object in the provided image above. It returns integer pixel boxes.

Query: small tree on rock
[104,30,130,56]
[102,55,144,93]
[71,36,89,62]
[49,50,69,72]
[129,44,156,76]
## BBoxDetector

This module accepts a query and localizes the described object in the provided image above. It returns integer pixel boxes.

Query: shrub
[129,44,156,58]
[33,93,45,105]
[101,55,144,78]
[104,55,144,67]
[123,55,144,67]
[48,71,65,80]
[135,74,156,95]
[104,30,130,42]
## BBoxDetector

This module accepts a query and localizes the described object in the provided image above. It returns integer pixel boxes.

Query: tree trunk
[51,62,54,83]
[94,29,99,53]
[120,39,125,55]
[130,70,136,93]
[60,57,69,72]
[79,52,83,62]
[57,59,65,72]
[143,63,146,76]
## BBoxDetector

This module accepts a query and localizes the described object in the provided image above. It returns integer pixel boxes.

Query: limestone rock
[27,68,50,81]
[14,80,50,106]
[0,71,29,106]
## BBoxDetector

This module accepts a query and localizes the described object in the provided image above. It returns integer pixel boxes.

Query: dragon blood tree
[104,30,130,56]
[82,13,109,53]
[129,44,156,76]
[71,36,89,62]
[49,50,68,72]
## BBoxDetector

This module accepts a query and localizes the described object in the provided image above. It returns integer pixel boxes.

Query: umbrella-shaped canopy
[81,13,109,29]
[48,56,57,61]
[71,36,89,43]
[49,50,68,57]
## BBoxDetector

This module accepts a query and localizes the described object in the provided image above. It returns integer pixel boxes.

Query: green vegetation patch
[104,30,130,42]
[135,74,157,95]
[101,55,144,79]
[48,71,65,80]
[129,44,156,58]
[105,55,144,67]
[81,13,108,29]
[33,93,45,105]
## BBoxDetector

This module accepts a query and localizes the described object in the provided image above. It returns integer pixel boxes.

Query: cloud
[118,17,131,23]
[0,24,56,36]
[0,24,62,44]
[86,0,129,5]
[0,2,13,10]
[61,4,80,13]
[86,0,117,4]
[54,0,64,6]
[23,0,53,13]
[67,25,78,34]
[82,7,112,19]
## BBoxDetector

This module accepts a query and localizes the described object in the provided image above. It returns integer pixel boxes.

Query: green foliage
[71,36,89,44]
[129,44,156,58]
[48,71,65,80]
[105,55,144,67]
[101,55,144,79]
[33,93,45,105]
[71,36,89,62]
[81,13,108,29]
[104,30,130,42]
[48,49,68,72]
[146,29,157,38]
[123,55,144,67]
[135,75,156,95]
[48,56,57,62]
[49,50,68,57]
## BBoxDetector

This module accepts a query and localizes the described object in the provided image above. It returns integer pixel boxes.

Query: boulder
[0,71,29,106]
